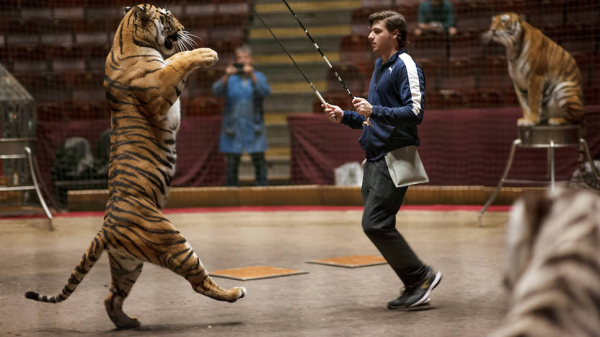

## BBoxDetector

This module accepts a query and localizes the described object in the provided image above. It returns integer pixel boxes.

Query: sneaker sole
[388,297,432,311]
[405,303,434,311]
[409,271,442,308]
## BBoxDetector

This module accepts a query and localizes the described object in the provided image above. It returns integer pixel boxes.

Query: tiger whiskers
[175,31,199,52]
[175,30,202,52]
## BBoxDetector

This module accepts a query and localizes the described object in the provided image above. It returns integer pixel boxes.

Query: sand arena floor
[0,208,510,337]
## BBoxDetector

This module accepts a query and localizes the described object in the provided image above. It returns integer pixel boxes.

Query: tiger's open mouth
[165,33,178,49]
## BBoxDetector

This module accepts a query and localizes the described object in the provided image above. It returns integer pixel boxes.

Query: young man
[212,45,271,186]
[323,11,442,310]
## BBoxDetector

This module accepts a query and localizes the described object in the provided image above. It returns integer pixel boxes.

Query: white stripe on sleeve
[398,53,422,116]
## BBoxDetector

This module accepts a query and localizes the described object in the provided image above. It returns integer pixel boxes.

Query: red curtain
[289,106,600,185]
[35,116,226,199]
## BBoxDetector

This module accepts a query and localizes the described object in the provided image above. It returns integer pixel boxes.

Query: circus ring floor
[0,206,509,337]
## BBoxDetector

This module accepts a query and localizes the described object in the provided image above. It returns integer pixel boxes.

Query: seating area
[1,0,599,192]
[3,0,599,118]
[0,0,250,121]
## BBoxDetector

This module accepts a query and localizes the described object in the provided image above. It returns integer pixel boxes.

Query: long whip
[281,0,373,126]
[245,0,328,108]
[281,0,355,101]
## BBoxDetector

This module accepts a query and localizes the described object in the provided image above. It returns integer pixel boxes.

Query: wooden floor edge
[67,185,540,212]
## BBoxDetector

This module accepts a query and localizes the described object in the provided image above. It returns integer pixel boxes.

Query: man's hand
[225,64,237,75]
[243,63,254,75]
[353,97,372,118]
[322,103,343,123]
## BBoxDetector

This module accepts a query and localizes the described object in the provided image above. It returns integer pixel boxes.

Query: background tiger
[24,4,246,329]
[490,188,600,337]
[482,13,584,126]
[483,13,600,191]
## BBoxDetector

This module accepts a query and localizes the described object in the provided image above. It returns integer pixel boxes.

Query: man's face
[368,20,398,55]
[236,50,252,65]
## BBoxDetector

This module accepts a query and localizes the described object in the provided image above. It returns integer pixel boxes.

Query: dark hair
[368,10,408,49]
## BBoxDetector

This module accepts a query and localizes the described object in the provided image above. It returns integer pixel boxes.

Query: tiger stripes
[490,189,600,336]
[24,4,246,329]
[483,13,600,190]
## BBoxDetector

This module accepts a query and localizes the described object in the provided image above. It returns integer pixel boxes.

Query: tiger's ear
[518,13,528,23]
[123,6,131,16]
[131,4,154,22]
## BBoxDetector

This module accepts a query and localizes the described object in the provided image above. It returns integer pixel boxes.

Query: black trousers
[361,157,428,286]
[225,153,268,187]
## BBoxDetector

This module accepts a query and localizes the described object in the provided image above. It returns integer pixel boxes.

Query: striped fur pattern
[24,4,245,329]
[482,13,584,126]
[490,188,600,337]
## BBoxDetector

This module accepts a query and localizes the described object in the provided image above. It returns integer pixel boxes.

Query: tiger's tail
[25,232,105,303]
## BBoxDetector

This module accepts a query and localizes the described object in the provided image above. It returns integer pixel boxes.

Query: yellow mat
[210,265,309,281]
[306,255,387,268]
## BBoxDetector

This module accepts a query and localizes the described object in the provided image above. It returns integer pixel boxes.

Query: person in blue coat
[323,10,442,310]
[212,45,271,186]
[415,0,457,36]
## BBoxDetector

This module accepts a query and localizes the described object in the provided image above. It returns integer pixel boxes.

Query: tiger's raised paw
[194,48,219,68]
[227,286,246,303]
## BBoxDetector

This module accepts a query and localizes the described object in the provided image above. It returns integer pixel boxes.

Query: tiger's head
[122,4,196,57]
[482,13,523,48]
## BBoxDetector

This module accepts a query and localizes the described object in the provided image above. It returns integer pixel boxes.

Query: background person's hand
[243,63,254,75]
[225,64,237,75]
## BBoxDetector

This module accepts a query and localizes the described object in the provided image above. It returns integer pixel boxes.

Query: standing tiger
[24,4,246,329]
[490,188,600,337]
[483,13,584,126]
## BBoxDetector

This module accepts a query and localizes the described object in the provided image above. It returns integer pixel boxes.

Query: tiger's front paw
[195,48,219,68]
[548,118,568,126]
[517,118,535,126]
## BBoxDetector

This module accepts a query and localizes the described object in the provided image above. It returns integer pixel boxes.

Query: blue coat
[212,71,271,154]
[341,50,426,161]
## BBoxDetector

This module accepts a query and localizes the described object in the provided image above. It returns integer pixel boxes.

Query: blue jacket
[341,50,425,161]
[212,71,271,154]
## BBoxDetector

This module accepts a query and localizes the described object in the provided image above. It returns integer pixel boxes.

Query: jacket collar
[377,49,407,67]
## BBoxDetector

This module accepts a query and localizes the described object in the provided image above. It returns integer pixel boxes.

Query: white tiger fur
[490,188,600,337]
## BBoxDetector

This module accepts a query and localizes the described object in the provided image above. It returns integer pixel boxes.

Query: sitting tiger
[482,13,584,126]
[24,4,246,329]
[490,188,600,337]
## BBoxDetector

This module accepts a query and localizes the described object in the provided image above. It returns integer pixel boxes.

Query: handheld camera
[233,63,244,76]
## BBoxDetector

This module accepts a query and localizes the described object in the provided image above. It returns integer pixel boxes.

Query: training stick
[245,0,328,107]
[281,0,355,101]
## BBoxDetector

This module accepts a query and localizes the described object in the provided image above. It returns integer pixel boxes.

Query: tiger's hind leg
[104,250,144,330]
[163,239,246,302]
[104,203,245,305]
[550,87,584,125]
